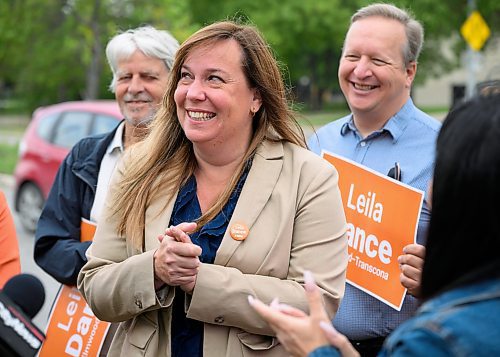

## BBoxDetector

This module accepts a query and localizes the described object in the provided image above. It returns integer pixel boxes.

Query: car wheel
[17,183,44,233]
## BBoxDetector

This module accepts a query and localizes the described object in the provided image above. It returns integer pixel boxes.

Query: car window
[52,111,93,148]
[36,113,59,141]
[92,115,120,135]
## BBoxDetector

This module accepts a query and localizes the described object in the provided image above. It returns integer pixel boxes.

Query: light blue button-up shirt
[308,98,441,340]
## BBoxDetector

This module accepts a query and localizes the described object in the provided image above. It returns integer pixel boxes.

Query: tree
[0,0,194,110]
[1,0,499,112]
[187,0,500,109]
[187,0,360,109]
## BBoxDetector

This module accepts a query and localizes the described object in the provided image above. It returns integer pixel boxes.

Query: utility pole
[461,0,490,99]
[465,0,477,99]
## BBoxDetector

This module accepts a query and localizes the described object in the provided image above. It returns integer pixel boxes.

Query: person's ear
[405,61,417,88]
[251,89,262,115]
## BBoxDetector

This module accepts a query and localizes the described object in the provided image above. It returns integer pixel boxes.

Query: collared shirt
[308,98,441,340]
[170,162,251,357]
[90,121,125,222]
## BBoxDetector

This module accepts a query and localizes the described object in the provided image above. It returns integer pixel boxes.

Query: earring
[250,107,256,117]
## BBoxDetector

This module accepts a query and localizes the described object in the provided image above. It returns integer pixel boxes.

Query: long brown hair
[113,21,305,248]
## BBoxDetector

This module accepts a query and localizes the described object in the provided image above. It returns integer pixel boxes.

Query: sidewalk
[0,113,29,145]
[0,173,14,189]
[0,114,30,125]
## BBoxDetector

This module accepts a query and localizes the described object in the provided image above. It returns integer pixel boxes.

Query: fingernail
[247,295,255,305]
[270,297,280,308]
[304,271,316,292]
[277,302,292,310]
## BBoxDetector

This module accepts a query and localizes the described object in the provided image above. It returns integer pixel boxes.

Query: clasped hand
[153,222,201,294]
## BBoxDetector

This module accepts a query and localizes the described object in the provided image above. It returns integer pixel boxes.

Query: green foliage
[0,0,195,111]
[0,143,18,175]
[186,0,359,109]
[1,0,499,112]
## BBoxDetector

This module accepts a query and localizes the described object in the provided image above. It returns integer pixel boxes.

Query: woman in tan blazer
[78,21,348,357]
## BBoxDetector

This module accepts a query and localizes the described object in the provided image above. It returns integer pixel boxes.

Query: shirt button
[214,316,224,324]
[360,141,366,147]
[135,299,143,309]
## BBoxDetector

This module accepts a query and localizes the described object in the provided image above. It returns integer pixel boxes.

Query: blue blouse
[170,164,250,357]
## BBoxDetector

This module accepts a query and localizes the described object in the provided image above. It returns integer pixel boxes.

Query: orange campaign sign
[38,286,110,357]
[322,151,424,310]
[80,217,97,242]
[38,219,110,357]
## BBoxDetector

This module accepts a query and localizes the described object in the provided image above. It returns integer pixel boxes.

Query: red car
[14,101,122,232]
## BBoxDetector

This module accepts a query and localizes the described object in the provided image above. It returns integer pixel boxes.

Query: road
[0,174,59,331]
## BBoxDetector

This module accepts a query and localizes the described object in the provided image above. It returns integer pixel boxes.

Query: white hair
[106,25,179,92]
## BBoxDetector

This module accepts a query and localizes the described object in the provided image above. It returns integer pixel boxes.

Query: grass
[299,110,350,128]
[0,115,27,175]
[0,123,24,134]
[0,143,18,175]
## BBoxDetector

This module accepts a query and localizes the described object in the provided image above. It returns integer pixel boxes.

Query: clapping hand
[248,272,360,357]
[153,222,201,293]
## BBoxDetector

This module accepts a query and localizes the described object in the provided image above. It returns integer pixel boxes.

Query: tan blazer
[78,140,348,357]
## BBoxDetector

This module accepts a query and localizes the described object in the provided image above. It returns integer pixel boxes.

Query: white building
[414,36,500,110]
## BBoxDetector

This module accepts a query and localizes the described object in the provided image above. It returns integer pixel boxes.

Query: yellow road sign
[461,11,491,51]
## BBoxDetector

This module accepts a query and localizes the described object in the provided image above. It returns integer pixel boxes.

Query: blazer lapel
[215,140,284,266]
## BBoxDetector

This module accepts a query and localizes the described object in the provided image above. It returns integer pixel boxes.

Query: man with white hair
[34,25,178,356]
[35,25,179,287]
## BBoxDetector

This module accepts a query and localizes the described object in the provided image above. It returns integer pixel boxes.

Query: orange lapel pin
[230,222,249,241]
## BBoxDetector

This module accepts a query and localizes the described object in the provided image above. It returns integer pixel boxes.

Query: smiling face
[174,39,262,158]
[115,50,170,127]
[339,16,416,124]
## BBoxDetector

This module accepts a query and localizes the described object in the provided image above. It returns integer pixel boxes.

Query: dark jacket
[34,123,121,285]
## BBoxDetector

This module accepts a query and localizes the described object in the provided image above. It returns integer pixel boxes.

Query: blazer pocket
[237,331,279,351]
[128,314,157,350]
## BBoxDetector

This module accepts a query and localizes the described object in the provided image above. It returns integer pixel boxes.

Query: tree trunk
[83,0,102,100]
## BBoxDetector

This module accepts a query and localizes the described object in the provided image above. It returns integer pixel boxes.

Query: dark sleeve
[34,147,93,286]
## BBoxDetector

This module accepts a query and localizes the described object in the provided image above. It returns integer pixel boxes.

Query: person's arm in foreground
[249,271,359,357]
